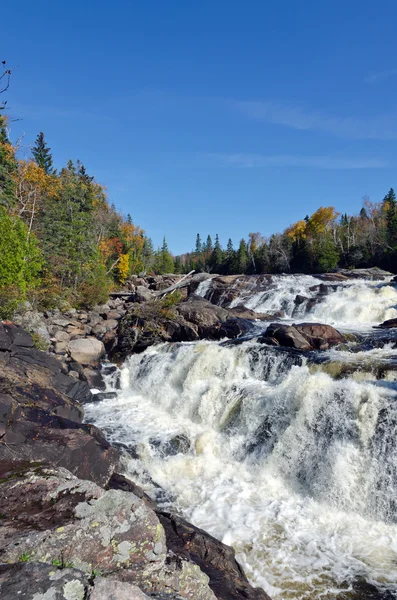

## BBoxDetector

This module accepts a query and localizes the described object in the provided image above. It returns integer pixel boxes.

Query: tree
[154,237,174,274]
[204,234,213,253]
[237,239,249,273]
[195,233,202,254]
[210,234,223,272]
[383,188,397,248]
[0,115,17,208]
[0,207,42,317]
[32,132,56,175]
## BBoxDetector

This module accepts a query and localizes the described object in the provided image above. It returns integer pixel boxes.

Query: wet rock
[102,329,118,353]
[68,337,105,366]
[228,305,274,321]
[378,318,397,328]
[83,367,106,391]
[262,322,344,351]
[156,511,271,600]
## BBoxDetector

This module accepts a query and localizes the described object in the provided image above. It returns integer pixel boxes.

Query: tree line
[176,197,397,275]
[0,114,175,318]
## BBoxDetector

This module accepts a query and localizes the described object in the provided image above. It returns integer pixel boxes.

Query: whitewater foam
[86,339,397,599]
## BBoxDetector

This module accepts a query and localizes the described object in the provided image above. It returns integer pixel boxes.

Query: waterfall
[197,274,397,329]
[86,275,397,599]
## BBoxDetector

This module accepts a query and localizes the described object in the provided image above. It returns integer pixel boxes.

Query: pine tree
[237,239,249,273]
[383,188,397,247]
[204,234,213,253]
[0,115,17,208]
[195,233,202,254]
[225,238,236,274]
[210,234,223,272]
[154,237,174,274]
[32,132,55,175]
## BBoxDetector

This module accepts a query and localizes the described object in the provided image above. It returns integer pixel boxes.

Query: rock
[92,324,107,337]
[83,367,106,390]
[157,511,271,600]
[261,322,344,351]
[105,318,119,330]
[90,578,150,599]
[54,330,71,343]
[68,370,80,379]
[51,318,71,328]
[68,337,105,366]
[176,296,229,332]
[115,297,257,357]
[228,305,274,321]
[102,329,118,353]
[93,304,111,317]
[320,267,393,281]
[106,310,123,320]
[134,287,154,303]
[54,340,68,354]
[88,311,102,326]
[261,323,312,351]
[378,318,397,328]
[0,466,216,600]
[0,562,91,600]
[294,294,309,306]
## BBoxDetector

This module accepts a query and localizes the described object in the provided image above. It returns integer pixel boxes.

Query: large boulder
[157,511,271,600]
[68,337,105,366]
[262,322,344,351]
[0,324,118,486]
[0,465,216,600]
[114,297,256,357]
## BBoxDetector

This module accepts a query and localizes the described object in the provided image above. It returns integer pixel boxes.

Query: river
[85,274,397,599]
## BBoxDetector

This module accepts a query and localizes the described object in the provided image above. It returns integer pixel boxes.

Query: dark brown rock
[157,511,271,600]
[378,318,397,328]
[261,322,344,351]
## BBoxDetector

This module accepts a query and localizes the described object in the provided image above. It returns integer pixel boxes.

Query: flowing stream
[86,275,397,599]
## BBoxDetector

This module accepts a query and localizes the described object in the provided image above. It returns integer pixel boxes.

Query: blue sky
[3,1,397,253]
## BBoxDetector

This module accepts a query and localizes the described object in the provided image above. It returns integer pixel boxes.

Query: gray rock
[92,324,107,337]
[88,312,102,327]
[68,337,105,366]
[90,578,150,599]
[106,311,123,320]
[52,318,71,328]
[93,304,111,317]
[55,341,69,354]
[105,319,119,330]
[68,370,80,380]
[54,330,71,343]
[134,286,153,303]
[0,562,90,600]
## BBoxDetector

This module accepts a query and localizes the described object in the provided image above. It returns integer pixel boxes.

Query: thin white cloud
[207,153,389,170]
[364,69,397,84]
[233,99,397,140]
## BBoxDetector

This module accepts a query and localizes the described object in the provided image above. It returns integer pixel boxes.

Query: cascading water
[86,275,397,599]
[198,274,397,329]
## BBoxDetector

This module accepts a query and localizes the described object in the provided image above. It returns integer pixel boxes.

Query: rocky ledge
[0,323,271,600]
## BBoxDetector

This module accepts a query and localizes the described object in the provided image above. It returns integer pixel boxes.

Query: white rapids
[85,275,397,599]
[218,274,397,329]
